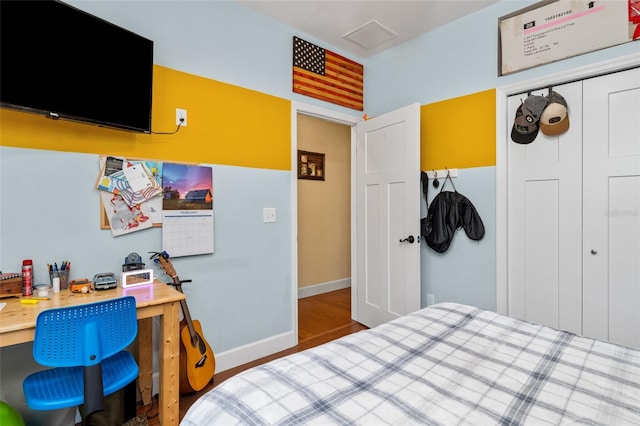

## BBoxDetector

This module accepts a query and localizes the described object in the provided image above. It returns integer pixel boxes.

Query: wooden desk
[0,280,184,425]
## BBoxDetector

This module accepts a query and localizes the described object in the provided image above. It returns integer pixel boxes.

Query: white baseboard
[149,281,351,394]
[152,329,297,393]
[298,278,350,299]
[215,330,296,373]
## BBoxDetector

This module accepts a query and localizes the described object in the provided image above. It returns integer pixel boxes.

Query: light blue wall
[0,147,291,421]
[1,1,638,417]
[0,2,315,415]
[367,1,638,310]
[366,1,640,115]
[0,148,291,350]
[420,167,496,310]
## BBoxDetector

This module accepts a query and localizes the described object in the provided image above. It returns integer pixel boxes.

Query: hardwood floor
[141,287,367,425]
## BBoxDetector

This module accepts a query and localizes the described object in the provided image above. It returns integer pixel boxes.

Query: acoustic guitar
[150,251,215,394]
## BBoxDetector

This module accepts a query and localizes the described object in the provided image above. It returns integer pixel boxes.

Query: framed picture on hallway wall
[298,150,325,181]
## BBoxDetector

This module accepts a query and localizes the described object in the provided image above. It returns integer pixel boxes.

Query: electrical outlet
[176,108,187,127]
[426,293,435,306]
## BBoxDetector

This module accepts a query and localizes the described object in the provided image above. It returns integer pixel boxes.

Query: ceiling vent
[342,19,398,51]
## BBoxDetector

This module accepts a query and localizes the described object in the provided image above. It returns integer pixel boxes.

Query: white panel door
[356,103,420,328]
[583,67,640,347]
[507,82,583,334]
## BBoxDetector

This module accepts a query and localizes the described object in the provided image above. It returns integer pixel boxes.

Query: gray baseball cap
[521,95,549,125]
[511,103,539,144]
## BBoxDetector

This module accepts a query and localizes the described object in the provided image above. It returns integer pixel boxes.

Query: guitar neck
[174,283,197,335]
[159,256,198,339]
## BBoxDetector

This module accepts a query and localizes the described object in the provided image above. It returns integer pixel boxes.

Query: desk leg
[137,317,153,406]
[159,301,181,426]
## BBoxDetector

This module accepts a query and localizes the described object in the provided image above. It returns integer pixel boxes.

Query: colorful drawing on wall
[97,156,162,236]
[97,157,162,206]
[161,162,214,257]
[100,191,154,237]
[292,36,364,111]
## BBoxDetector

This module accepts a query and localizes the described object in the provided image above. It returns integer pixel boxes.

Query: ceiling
[236,0,499,59]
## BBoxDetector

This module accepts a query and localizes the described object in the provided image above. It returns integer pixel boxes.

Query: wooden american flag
[293,36,363,111]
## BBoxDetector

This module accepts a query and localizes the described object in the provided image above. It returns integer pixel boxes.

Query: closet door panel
[506,82,583,334]
[608,177,640,345]
[583,67,640,347]
[523,180,559,327]
[609,87,640,157]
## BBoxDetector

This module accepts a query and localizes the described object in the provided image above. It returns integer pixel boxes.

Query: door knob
[399,235,415,244]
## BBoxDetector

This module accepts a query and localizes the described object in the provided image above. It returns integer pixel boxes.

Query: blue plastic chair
[23,296,139,422]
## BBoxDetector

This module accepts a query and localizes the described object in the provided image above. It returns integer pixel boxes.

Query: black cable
[150,118,184,135]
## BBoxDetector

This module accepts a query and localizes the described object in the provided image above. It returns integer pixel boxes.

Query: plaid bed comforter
[181,303,640,425]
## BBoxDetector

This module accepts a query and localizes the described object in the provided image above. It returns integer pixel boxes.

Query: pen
[21,299,39,304]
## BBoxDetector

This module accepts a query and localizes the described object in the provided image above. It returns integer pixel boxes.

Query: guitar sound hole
[196,355,207,368]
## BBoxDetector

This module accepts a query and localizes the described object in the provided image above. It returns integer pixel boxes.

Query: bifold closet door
[582,67,640,347]
[506,81,583,334]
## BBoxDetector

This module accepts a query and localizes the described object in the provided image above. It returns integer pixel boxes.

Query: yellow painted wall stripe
[1,64,497,172]
[0,65,292,171]
[421,89,496,170]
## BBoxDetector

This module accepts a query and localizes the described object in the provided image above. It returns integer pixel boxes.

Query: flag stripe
[293,70,363,108]
[293,37,364,111]
[326,54,363,91]
[293,68,363,109]
[294,65,363,98]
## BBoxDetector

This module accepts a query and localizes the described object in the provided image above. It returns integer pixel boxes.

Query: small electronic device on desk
[93,272,118,291]
[123,252,145,272]
[0,273,22,298]
[69,278,94,294]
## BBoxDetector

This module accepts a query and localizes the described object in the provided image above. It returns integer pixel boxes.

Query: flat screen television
[0,0,153,133]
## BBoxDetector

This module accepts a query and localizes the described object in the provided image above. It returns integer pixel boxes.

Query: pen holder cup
[49,270,70,291]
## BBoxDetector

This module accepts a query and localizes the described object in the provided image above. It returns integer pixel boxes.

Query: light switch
[263,208,276,223]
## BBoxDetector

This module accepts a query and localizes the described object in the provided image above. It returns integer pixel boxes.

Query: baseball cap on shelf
[540,91,569,136]
[511,103,539,144]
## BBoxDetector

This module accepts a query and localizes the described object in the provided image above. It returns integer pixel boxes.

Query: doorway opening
[296,113,352,341]
[291,103,360,345]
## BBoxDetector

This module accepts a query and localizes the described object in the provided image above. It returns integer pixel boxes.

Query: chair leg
[83,364,105,417]
[123,380,137,421]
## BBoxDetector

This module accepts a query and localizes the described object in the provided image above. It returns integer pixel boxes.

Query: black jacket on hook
[423,174,485,253]
[420,172,431,238]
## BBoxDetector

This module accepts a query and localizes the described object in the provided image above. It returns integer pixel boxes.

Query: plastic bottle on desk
[22,259,33,296]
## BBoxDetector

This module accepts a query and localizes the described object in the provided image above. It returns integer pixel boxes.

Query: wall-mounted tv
[0,0,153,133]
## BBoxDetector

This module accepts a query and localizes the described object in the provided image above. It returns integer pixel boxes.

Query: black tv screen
[0,0,153,133]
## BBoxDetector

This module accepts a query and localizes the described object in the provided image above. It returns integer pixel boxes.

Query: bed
[181,303,640,425]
